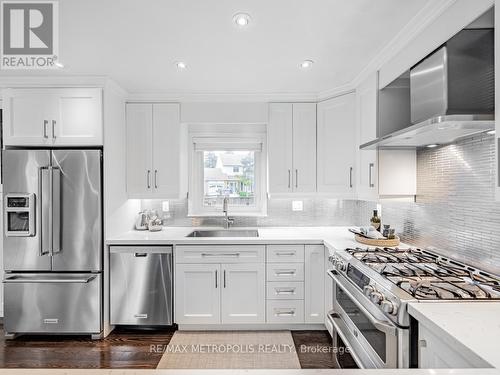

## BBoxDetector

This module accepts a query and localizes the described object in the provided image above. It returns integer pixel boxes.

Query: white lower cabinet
[304,245,325,323]
[175,245,265,325]
[175,244,325,327]
[175,263,221,325]
[418,324,490,368]
[221,263,266,324]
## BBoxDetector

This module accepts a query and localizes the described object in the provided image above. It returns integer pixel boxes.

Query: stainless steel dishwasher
[110,246,173,326]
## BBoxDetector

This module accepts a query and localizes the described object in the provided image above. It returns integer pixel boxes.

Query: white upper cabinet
[292,103,317,193]
[268,103,316,194]
[356,73,379,201]
[126,103,153,196]
[126,103,183,199]
[3,88,103,146]
[317,93,356,197]
[268,103,294,193]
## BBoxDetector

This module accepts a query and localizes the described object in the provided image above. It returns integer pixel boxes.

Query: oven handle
[327,311,367,369]
[328,270,397,336]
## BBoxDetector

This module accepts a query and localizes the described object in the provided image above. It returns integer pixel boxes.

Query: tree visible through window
[203,151,255,207]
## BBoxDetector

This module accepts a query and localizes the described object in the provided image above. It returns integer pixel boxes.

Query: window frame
[188,125,268,217]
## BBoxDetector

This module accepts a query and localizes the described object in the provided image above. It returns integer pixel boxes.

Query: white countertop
[408,302,500,369]
[106,226,371,252]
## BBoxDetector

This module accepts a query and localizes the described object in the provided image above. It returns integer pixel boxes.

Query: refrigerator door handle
[4,275,97,284]
[48,166,54,257]
[39,167,50,256]
[51,167,61,255]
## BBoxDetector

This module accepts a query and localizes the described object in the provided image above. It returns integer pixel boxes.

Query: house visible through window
[204,151,255,208]
[188,130,267,217]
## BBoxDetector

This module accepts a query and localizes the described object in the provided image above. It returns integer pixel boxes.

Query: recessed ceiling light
[486,130,496,135]
[175,61,187,70]
[54,61,64,68]
[426,144,439,148]
[300,60,314,69]
[233,13,251,27]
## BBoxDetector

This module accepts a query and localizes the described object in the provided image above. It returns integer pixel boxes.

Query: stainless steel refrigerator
[2,149,102,338]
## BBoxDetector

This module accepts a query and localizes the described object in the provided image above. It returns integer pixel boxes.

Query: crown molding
[126,91,319,103]
[0,75,111,88]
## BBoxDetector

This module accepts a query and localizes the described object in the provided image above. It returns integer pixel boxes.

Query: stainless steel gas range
[326,246,500,369]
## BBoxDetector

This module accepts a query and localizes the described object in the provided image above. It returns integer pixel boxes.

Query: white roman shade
[193,137,263,152]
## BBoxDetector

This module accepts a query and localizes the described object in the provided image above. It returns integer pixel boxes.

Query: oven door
[328,269,408,368]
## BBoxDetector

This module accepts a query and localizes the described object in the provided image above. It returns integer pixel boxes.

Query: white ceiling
[1,0,434,96]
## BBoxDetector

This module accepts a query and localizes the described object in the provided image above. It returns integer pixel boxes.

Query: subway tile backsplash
[140,198,361,228]
[139,133,500,275]
[360,133,500,275]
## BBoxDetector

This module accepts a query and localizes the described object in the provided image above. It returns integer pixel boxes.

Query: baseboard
[178,323,326,331]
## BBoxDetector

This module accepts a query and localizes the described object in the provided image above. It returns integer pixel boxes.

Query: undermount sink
[186,229,259,238]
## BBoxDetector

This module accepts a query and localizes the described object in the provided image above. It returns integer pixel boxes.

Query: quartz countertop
[105,226,378,252]
[408,302,500,369]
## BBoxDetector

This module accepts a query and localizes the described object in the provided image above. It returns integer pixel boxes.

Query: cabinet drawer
[267,263,304,282]
[176,245,265,264]
[4,273,101,334]
[266,300,304,324]
[266,282,304,300]
[267,245,304,263]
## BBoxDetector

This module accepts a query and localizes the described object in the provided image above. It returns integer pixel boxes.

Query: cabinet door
[305,245,325,323]
[418,324,489,368]
[126,103,153,197]
[292,103,317,193]
[317,94,356,196]
[356,73,378,201]
[175,264,220,324]
[2,89,55,146]
[221,263,265,324]
[52,88,103,146]
[268,103,293,194]
[152,103,181,198]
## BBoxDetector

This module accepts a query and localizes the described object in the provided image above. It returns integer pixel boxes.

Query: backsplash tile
[140,198,361,227]
[360,133,500,275]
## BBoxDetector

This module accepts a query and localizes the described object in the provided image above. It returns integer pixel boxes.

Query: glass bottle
[370,210,381,232]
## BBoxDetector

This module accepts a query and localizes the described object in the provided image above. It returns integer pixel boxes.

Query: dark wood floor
[0,328,337,369]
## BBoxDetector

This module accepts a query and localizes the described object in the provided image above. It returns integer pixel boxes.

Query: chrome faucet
[222,197,234,229]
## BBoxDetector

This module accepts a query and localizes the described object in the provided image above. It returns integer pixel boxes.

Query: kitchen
[0,0,500,374]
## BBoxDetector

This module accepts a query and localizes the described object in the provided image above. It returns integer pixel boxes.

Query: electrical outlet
[292,200,303,211]
[162,201,170,212]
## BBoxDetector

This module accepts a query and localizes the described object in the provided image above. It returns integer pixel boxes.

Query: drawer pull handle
[134,253,147,257]
[275,270,296,276]
[275,252,296,256]
[134,314,148,319]
[43,318,59,324]
[275,309,296,316]
[275,288,296,295]
[202,253,240,257]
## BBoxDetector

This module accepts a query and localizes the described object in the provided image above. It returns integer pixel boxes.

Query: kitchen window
[188,131,267,216]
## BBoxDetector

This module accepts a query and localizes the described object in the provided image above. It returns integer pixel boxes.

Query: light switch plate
[292,200,303,211]
[162,201,170,212]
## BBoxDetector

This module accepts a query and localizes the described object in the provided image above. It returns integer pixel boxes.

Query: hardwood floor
[291,330,339,369]
[0,327,338,369]
[0,327,175,369]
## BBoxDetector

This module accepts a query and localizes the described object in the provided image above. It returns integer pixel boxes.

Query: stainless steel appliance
[327,246,500,369]
[2,149,102,338]
[110,246,173,326]
[361,28,494,149]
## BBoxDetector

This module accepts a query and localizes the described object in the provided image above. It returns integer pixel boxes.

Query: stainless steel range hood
[361,29,494,150]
